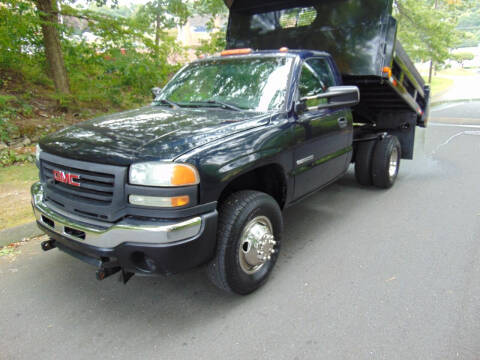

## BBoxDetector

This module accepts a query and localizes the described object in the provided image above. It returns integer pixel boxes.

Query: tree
[193,0,228,55]
[135,0,189,58]
[394,0,460,83]
[31,0,121,98]
[0,0,42,68]
[394,0,479,82]
[33,0,71,95]
[453,51,475,67]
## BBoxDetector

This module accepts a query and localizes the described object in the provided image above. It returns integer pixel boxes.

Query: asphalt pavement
[1,103,480,359]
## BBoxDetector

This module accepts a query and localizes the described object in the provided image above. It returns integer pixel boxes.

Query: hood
[40,105,271,166]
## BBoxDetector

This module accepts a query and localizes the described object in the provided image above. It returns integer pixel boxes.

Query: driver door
[293,58,352,199]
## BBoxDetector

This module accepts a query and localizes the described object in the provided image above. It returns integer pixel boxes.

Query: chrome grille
[42,160,115,205]
[40,153,127,221]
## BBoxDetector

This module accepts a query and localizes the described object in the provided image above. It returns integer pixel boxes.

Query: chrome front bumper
[31,182,203,248]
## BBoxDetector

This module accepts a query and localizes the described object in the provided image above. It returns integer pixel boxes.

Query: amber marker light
[170,195,190,207]
[171,164,200,186]
[382,66,393,78]
[221,48,253,56]
[279,47,289,52]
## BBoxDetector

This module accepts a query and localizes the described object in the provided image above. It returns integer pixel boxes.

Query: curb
[431,98,480,107]
[0,222,42,247]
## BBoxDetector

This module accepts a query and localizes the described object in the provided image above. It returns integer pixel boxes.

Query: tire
[371,135,401,189]
[354,137,376,186]
[207,190,283,295]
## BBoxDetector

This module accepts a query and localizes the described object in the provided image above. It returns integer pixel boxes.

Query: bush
[0,149,34,167]
[61,41,180,109]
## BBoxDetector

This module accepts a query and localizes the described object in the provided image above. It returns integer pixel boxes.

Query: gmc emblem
[53,170,81,187]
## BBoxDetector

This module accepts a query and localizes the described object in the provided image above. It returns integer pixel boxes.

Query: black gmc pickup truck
[32,0,429,294]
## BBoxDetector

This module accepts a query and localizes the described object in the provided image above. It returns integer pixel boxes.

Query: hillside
[0,66,152,166]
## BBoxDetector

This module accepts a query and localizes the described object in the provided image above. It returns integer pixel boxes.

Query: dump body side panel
[224,0,430,128]
[226,0,393,77]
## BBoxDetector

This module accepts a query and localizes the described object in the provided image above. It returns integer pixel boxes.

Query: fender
[177,114,296,204]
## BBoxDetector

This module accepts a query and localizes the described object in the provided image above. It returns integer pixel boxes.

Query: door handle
[337,117,348,128]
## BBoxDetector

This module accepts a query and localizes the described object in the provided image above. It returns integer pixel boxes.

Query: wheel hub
[389,147,399,181]
[239,216,276,274]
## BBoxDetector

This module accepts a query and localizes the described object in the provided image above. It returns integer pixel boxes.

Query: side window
[298,58,336,110]
[299,63,324,99]
[307,58,335,89]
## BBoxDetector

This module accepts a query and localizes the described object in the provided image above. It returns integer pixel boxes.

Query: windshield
[158,56,293,112]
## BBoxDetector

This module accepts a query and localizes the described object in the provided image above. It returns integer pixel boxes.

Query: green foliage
[0,0,185,112]
[395,0,460,64]
[0,95,20,143]
[0,119,19,144]
[194,0,228,17]
[196,26,226,56]
[457,2,480,47]
[453,51,475,67]
[193,0,228,55]
[0,149,35,167]
[0,0,43,69]
[61,42,180,107]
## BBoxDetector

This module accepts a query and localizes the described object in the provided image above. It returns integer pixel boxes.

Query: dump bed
[223,0,430,127]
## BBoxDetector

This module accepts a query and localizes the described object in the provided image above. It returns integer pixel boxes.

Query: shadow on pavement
[32,170,383,331]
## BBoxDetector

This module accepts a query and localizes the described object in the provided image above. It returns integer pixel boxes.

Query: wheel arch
[218,163,289,209]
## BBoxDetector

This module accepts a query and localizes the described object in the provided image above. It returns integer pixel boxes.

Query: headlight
[35,144,42,167]
[129,162,200,187]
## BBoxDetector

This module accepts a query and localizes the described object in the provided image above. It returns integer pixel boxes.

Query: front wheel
[207,191,283,295]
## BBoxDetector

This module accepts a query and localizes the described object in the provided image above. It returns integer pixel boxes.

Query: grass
[436,68,476,77]
[428,77,454,96]
[0,162,38,230]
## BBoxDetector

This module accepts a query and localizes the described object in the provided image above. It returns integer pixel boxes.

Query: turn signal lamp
[129,195,190,208]
[221,48,253,56]
[171,165,198,186]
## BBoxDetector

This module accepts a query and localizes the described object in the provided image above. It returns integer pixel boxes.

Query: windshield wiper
[155,98,180,109]
[196,99,242,111]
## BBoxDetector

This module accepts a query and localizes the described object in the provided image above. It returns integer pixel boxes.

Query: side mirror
[299,86,360,112]
[151,87,162,99]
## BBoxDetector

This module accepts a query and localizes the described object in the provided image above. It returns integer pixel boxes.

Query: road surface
[1,104,479,359]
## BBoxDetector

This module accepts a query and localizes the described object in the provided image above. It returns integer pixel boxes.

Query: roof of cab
[196,49,331,62]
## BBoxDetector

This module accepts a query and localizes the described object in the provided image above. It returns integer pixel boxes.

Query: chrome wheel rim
[389,147,399,181]
[238,216,276,275]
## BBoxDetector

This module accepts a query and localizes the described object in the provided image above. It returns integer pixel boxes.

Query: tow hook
[96,267,134,284]
[120,270,134,284]
[41,239,56,251]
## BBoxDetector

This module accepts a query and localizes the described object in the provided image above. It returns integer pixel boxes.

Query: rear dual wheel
[355,134,401,189]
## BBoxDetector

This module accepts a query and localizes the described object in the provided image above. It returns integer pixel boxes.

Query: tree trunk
[34,0,70,95]
[428,60,434,84]
[428,0,439,85]
[154,13,161,57]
